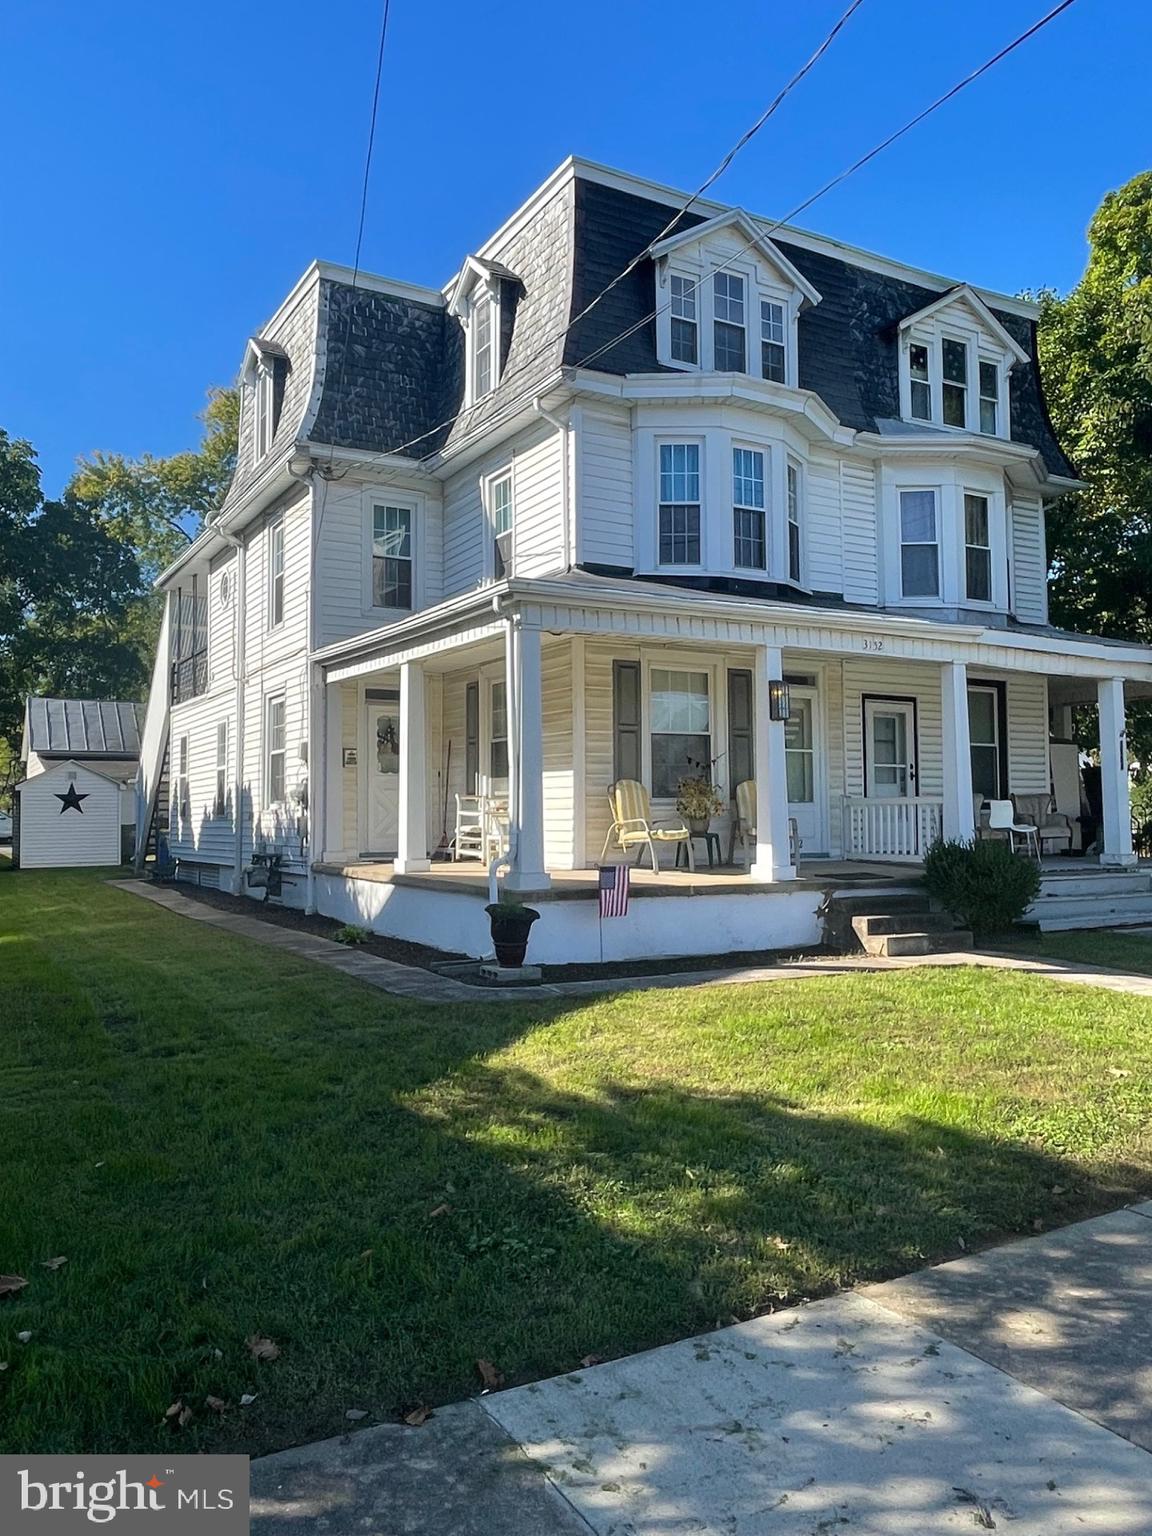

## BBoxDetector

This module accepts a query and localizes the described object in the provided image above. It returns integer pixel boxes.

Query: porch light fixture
[768,679,791,722]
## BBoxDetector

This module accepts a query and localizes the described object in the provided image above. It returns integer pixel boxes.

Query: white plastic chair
[986,798,1040,861]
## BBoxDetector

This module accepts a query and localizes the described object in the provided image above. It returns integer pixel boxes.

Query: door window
[968,686,1000,799]
[373,706,400,777]
[785,697,815,803]
[866,702,915,799]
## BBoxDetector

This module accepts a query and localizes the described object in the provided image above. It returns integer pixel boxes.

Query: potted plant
[484,896,541,967]
[675,774,725,835]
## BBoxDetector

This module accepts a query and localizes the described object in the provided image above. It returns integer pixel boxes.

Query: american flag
[598,863,630,918]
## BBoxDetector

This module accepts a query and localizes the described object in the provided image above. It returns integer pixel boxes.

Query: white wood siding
[1005,672,1050,793]
[1011,494,1048,624]
[17,763,121,868]
[805,451,841,594]
[577,405,634,569]
[542,637,575,867]
[839,658,944,800]
[840,461,879,604]
[167,693,237,865]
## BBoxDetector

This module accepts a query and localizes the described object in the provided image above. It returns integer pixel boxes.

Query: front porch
[310,575,1152,958]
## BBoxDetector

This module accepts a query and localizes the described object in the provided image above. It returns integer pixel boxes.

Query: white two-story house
[138,157,1152,962]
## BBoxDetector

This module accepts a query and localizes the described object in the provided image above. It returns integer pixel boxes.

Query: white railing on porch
[842,797,943,861]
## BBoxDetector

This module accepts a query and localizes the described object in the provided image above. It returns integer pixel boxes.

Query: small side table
[675,831,723,870]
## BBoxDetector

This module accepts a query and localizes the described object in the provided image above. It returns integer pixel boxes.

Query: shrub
[334,924,371,946]
[922,837,1041,937]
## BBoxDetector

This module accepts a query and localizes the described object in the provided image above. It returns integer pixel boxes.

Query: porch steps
[827,890,973,958]
[850,910,974,958]
[1023,868,1152,932]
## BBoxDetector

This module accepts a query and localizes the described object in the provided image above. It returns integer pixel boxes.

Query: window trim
[483,467,515,581]
[647,662,715,802]
[264,693,287,808]
[368,502,415,613]
[712,270,748,373]
[731,445,767,571]
[267,517,285,630]
[963,491,993,606]
[968,679,1009,802]
[900,325,1011,439]
[786,456,804,585]
[171,733,189,835]
[656,256,799,385]
[898,487,941,602]
[214,719,229,817]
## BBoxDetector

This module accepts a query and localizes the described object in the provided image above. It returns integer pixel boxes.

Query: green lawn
[3,868,1152,1457]
[1005,924,1152,977]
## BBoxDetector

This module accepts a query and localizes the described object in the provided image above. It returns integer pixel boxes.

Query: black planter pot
[484,904,541,968]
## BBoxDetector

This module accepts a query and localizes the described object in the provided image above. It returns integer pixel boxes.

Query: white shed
[14,760,124,869]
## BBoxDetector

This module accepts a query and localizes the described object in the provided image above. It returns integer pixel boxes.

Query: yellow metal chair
[728,779,800,869]
[601,779,694,874]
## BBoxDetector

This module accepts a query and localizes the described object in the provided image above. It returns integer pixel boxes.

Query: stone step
[856,928,974,958]
[852,911,957,939]
[1036,871,1152,900]
[1030,911,1152,934]
[829,891,929,918]
[1024,895,1152,926]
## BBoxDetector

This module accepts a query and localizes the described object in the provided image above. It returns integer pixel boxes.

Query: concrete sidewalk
[251,1206,1152,1535]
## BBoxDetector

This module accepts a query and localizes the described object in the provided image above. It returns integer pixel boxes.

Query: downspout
[216,527,247,895]
[533,399,572,571]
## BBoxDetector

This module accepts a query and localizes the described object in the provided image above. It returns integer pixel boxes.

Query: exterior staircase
[826,890,973,958]
[1022,867,1152,933]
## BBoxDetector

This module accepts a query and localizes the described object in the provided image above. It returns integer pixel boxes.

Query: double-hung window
[371,504,414,609]
[650,669,711,799]
[942,338,968,427]
[658,443,701,565]
[471,293,494,401]
[489,680,509,783]
[488,473,513,579]
[979,361,1000,435]
[968,686,1002,800]
[899,489,940,598]
[732,448,766,570]
[171,734,189,833]
[265,695,286,805]
[786,460,802,583]
[964,493,992,602]
[909,343,932,421]
[255,365,274,461]
[713,273,746,372]
[214,720,229,817]
[760,300,786,383]
[268,518,285,628]
[670,275,698,365]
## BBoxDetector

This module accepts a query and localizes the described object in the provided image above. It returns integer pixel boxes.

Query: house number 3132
[862,638,885,652]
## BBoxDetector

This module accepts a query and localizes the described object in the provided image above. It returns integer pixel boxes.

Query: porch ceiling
[1048,676,1152,708]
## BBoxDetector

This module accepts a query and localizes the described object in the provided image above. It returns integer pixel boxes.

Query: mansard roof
[298,162,1072,478]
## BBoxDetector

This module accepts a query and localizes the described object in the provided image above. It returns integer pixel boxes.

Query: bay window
[787,460,802,583]
[732,448,766,570]
[713,273,746,372]
[964,493,992,602]
[650,668,711,798]
[899,489,940,598]
[658,443,701,565]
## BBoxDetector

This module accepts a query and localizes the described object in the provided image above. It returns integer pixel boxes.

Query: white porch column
[940,661,975,842]
[503,623,551,892]
[749,644,796,882]
[394,660,430,873]
[323,678,344,860]
[1098,676,1135,867]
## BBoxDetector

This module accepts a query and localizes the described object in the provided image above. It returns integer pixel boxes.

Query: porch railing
[842,796,943,861]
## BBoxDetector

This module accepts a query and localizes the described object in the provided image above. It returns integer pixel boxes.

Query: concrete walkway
[251,1207,1152,1535]
[115,878,1152,1006]
[254,1210,1152,1536]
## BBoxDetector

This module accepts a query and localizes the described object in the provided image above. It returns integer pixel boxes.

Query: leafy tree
[68,387,239,579]
[1037,171,1152,763]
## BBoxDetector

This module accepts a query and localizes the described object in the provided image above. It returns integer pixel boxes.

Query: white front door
[785,686,826,854]
[864,699,918,799]
[364,695,400,854]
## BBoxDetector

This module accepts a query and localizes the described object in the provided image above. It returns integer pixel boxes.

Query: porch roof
[315,570,1152,691]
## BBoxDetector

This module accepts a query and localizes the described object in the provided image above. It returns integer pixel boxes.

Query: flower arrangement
[675,774,725,827]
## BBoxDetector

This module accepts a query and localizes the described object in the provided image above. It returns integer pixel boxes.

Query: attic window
[897,288,1026,439]
[247,340,289,463]
[467,286,499,405]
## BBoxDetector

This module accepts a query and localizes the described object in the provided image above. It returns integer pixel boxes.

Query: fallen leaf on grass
[0,1277,28,1300]
[163,1400,193,1430]
[428,1204,451,1220]
[345,1409,368,1422]
[579,1355,603,1369]
[769,1236,792,1251]
[246,1335,281,1361]
[402,1403,431,1427]
[204,1396,228,1414]
[476,1358,504,1390]
[16,1332,31,1344]
[239,1394,258,1407]
[41,1257,68,1271]
[0,1362,8,1371]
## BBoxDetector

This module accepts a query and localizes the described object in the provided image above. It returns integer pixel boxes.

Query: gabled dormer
[897,285,1028,439]
[242,336,290,466]
[651,209,821,387]
[448,255,521,407]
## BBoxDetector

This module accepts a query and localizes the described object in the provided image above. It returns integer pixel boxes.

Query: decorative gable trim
[897,285,1028,366]
[447,254,521,318]
[650,209,822,310]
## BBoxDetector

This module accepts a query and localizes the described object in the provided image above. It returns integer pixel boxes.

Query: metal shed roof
[24,698,142,760]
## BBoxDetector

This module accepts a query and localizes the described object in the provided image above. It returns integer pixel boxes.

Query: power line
[379,0,1077,464]
[350,0,870,462]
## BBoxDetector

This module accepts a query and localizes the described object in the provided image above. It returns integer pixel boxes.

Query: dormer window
[897,286,1027,438]
[244,338,289,464]
[651,209,821,386]
[471,290,495,401]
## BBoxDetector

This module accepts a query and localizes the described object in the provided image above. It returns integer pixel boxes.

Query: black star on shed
[55,784,88,814]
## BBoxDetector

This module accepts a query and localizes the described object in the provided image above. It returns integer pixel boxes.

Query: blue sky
[5,0,1148,497]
